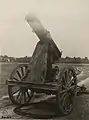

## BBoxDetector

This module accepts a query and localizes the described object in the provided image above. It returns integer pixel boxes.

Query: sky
[0,0,89,58]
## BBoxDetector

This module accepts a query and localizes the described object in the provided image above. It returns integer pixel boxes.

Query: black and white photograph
[0,0,89,119]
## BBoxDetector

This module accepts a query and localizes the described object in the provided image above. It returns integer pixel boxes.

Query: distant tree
[84,57,88,60]
[3,55,8,57]
[65,56,70,59]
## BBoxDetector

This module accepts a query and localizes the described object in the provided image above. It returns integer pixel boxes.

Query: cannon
[6,15,77,115]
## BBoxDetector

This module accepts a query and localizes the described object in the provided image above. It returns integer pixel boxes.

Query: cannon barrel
[25,14,50,41]
[25,14,62,58]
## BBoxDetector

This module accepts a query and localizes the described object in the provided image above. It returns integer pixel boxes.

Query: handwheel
[8,64,34,106]
[56,66,77,115]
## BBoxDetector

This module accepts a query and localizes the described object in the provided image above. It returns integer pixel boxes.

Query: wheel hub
[20,87,28,92]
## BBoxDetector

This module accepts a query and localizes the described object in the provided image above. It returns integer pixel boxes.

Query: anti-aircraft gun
[6,14,77,115]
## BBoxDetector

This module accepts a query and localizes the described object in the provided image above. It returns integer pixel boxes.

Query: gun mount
[6,15,80,116]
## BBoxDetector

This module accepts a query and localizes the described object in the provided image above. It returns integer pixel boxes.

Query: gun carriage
[6,15,77,115]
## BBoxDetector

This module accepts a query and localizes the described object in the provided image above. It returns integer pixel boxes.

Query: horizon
[0,54,89,59]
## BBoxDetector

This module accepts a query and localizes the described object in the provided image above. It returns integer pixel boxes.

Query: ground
[0,63,89,119]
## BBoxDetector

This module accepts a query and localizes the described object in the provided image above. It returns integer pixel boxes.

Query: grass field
[0,62,89,119]
[0,62,89,98]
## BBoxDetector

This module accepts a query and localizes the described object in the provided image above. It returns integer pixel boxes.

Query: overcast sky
[0,0,89,58]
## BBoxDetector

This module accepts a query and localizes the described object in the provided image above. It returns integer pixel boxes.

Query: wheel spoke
[23,92,26,103]
[25,66,28,73]
[26,90,30,98]
[16,91,21,100]
[65,69,68,78]
[62,84,67,89]
[60,89,66,94]
[61,76,66,88]
[60,92,73,113]
[68,70,72,79]
[19,92,23,104]
[65,70,68,84]
[60,92,67,103]
[63,97,67,111]
[63,74,66,82]
[64,94,69,111]
[69,79,74,86]
[66,93,72,111]
[25,91,29,101]
[13,77,19,81]
[62,75,65,83]
[60,92,67,110]
[21,66,24,77]
[16,70,22,79]
[66,70,74,87]
[13,89,20,95]
[67,72,73,85]
[68,77,75,87]
[62,93,70,112]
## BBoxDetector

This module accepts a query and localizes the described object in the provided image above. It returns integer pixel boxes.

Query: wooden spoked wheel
[8,64,34,106]
[56,66,77,115]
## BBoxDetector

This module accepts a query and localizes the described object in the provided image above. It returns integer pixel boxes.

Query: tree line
[0,55,89,63]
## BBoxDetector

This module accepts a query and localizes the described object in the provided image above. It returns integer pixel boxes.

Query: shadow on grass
[13,98,68,119]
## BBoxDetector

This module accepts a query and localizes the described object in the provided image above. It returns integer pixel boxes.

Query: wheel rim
[59,91,73,114]
[9,64,33,105]
[57,67,77,114]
